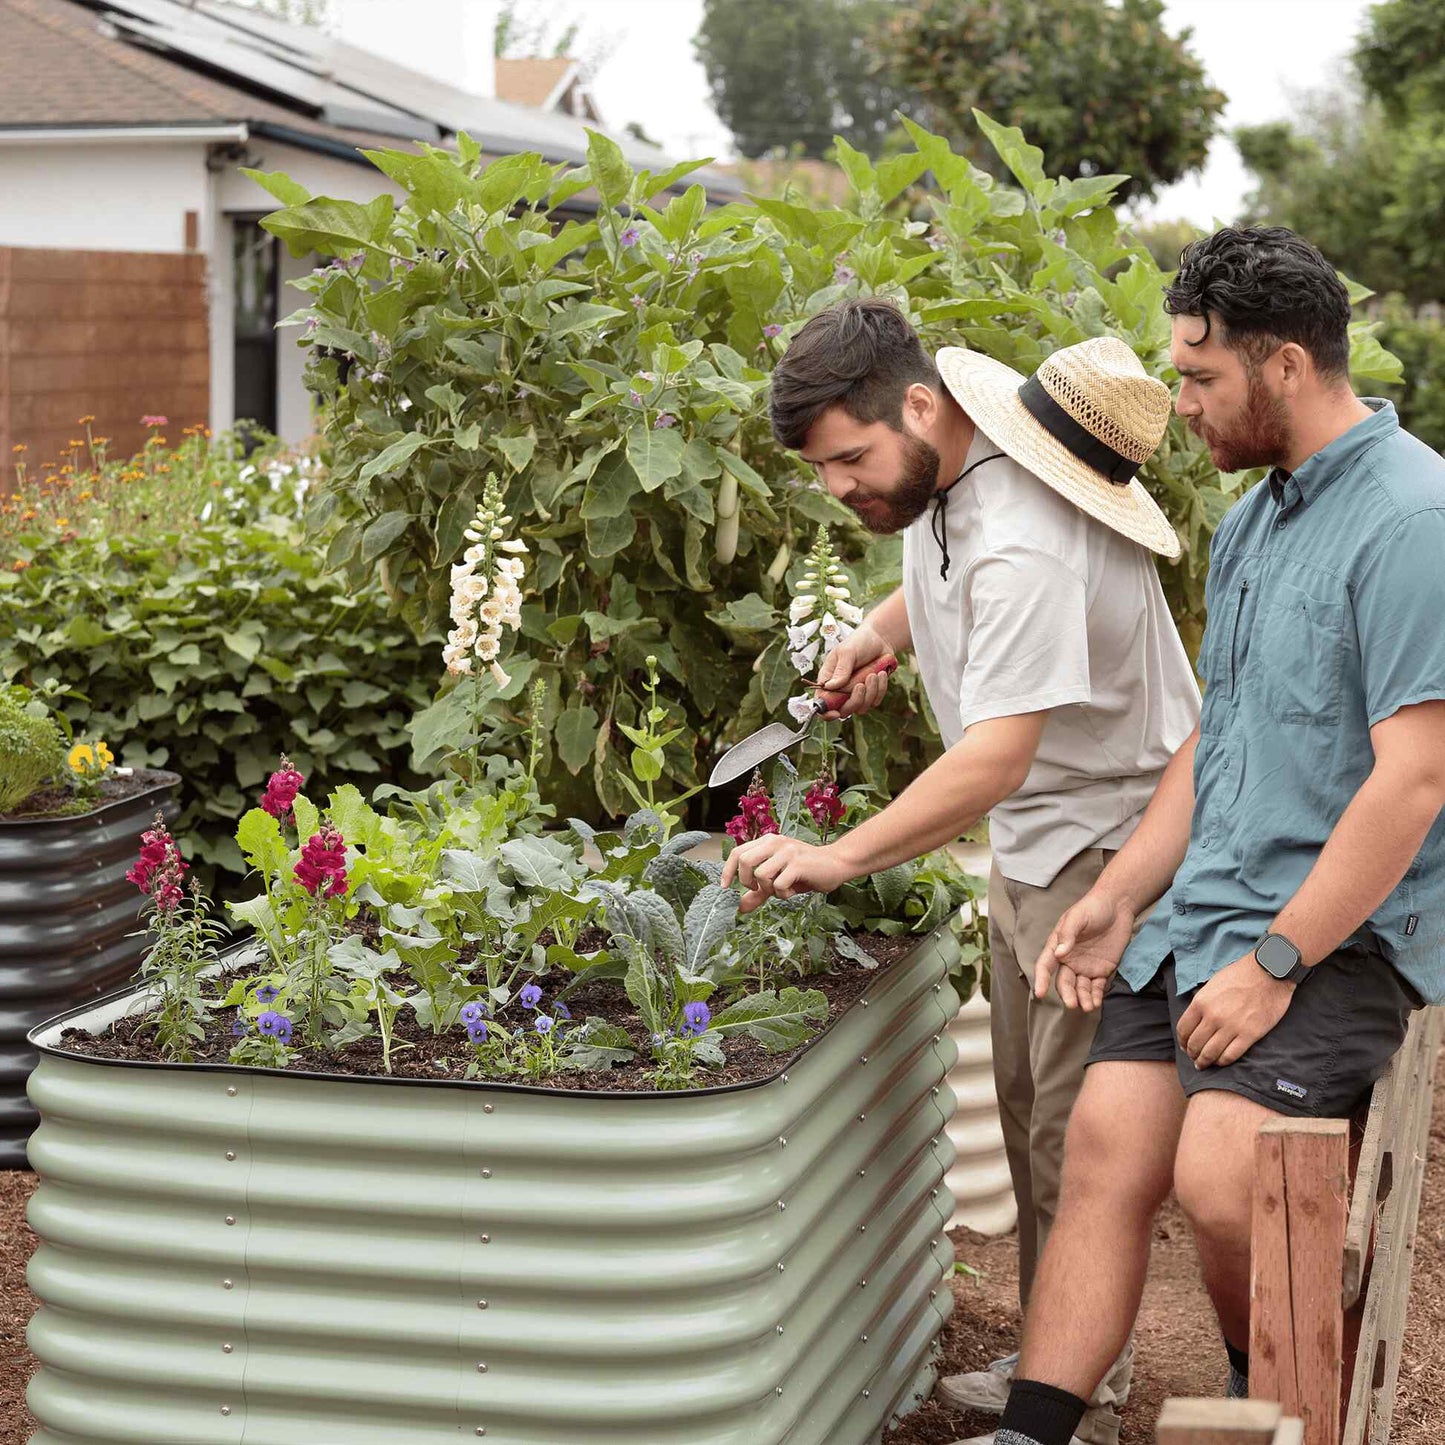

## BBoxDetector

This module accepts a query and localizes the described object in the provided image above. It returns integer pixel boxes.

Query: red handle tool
[816,655,898,713]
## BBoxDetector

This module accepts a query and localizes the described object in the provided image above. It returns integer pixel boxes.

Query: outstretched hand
[721,834,853,914]
[1033,889,1135,1011]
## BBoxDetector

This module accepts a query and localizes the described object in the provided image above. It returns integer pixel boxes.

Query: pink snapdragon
[725,771,780,844]
[126,813,187,912]
[294,823,348,898]
[260,755,305,820]
[804,775,845,830]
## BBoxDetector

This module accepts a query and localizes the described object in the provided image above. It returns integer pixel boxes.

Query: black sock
[1224,1338,1249,1377]
[997,1377,1089,1445]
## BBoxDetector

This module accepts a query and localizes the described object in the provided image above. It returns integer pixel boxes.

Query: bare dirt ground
[3,1055,1443,1445]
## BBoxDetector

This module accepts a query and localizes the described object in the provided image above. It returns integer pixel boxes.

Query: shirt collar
[1281,398,1398,509]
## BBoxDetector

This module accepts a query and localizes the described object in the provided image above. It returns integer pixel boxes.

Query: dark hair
[768,297,941,450]
[1164,226,1352,380]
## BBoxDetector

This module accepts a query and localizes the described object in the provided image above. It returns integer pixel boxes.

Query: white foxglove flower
[489,661,511,688]
[787,695,817,723]
[443,474,526,685]
[790,643,820,672]
[836,601,864,625]
[789,595,816,625]
[787,620,820,649]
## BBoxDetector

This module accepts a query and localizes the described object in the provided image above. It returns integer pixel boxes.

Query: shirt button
[1276,516,1287,530]
[1173,902,1187,914]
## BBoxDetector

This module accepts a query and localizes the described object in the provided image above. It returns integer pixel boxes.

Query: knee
[1058,1098,1171,1221]
[1174,1145,1250,1244]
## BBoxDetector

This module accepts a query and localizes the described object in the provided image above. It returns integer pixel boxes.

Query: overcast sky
[568,0,1376,225]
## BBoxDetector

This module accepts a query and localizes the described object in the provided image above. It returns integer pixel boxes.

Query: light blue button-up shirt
[1122,400,1445,1004]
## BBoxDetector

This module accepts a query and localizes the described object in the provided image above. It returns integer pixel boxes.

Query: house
[0,0,738,466]
[495,57,600,124]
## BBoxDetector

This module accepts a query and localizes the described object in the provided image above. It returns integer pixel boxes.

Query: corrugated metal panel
[25,928,961,1443]
[0,773,178,1170]
[945,986,1016,1235]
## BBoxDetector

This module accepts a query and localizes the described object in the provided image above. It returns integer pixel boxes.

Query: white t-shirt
[901,426,1201,887]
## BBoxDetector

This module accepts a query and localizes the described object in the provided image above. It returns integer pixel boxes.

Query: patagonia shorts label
[1275,1079,1308,1100]
[1406,914,1419,937]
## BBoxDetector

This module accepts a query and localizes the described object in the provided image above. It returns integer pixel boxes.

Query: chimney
[333,0,499,97]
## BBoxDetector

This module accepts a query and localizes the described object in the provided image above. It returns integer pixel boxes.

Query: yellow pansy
[68,743,96,775]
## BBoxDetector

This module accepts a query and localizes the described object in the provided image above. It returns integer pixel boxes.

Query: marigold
[67,439,84,449]
[77,415,95,425]
[10,443,25,453]
[12,560,30,572]
[55,516,70,527]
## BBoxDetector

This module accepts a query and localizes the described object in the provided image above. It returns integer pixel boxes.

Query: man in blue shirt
[971,227,1445,1445]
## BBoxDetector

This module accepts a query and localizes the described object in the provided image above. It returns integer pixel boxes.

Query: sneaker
[936,1341,1132,1415]
[951,1422,1119,1445]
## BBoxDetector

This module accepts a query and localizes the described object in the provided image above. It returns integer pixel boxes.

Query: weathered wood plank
[1157,1396,1302,1443]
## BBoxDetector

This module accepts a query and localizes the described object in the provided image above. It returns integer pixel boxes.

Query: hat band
[1017,375,1140,486]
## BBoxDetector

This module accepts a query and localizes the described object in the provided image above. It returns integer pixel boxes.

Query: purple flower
[620,226,640,248]
[460,1001,489,1026]
[345,252,366,272]
[255,984,280,1005]
[629,389,644,405]
[535,1014,555,1036]
[763,323,783,339]
[257,1010,293,1044]
[303,316,320,336]
[650,1032,666,1049]
[231,1017,249,1037]
[654,413,676,430]
[466,1021,489,1044]
[369,370,385,385]
[519,983,542,1010]
[553,1002,572,1022]
[681,1000,711,1037]
[630,294,646,309]
[834,263,856,284]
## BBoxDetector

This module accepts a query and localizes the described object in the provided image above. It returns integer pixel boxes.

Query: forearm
[831,727,1026,877]
[863,585,911,655]
[1274,765,1445,967]
[1093,728,1198,919]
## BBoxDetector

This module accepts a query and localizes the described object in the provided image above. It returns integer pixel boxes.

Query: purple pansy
[257,1010,293,1044]
[519,983,542,1010]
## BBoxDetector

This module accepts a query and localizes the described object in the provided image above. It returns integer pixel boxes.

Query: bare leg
[1173,1088,1279,1348]
[1017,1060,1186,1398]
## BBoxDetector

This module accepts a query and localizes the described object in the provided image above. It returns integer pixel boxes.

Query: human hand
[720,833,855,914]
[815,624,894,719]
[1177,953,1295,1068]
[1034,888,1136,1011]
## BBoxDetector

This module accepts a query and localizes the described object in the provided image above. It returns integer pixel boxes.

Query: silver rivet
[860,1278,867,1287]
[932,1033,940,1043]
[930,1189,938,1199]
[225,1151,236,1161]
[477,1299,488,1309]
[863,1389,871,1399]
[221,1405,231,1416]
[859,1224,866,1233]
[858,1168,866,1177]
[859,1055,868,1064]
[483,1104,494,1114]
[225,1216,236,1226]
[780,1073,789,1083]
[929,1290,937,1300]
[222,1279,233,1290]
[777,1325,784,1335]
[222,1343,233,1354]
[858,1112,866,1122]
[481,1168,492,1179]
[775,1386,783,1396]
[777,1262,785,1273]
[779,1137,787,1147]
[477,1363,488,1373]
[931,1086,940,1097]
[861,1333,869,1342]
[861,999,869,1007]
[932,984,941,993]
[226,1086,237,1097]
[479,1234,490,1244]
[476,1430,486,1438]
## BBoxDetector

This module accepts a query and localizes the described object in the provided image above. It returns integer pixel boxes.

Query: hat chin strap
[1017,375,1140,485]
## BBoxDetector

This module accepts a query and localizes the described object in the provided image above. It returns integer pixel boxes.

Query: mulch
[0,767,174,823]
[3,1053,1443,1444]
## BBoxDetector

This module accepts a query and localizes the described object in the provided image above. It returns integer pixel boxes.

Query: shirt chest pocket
[1256,579,1347,725]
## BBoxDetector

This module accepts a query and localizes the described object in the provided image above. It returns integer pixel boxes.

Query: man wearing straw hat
[723,297,1201,1445]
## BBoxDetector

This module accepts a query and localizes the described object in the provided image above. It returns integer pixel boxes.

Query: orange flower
[21,510,36,521]
[12,560,30,572]
[55,516,71,527]
[77,414,95,425]
[41,461,56,471]
[10,443,25,454]
[94,436,109,446]
[77,490,93,502]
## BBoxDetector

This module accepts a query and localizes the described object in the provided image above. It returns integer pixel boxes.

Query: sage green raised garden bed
[25,926,960,1444]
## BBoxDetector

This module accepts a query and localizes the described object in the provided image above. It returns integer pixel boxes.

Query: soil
[0,767,175,823]
[5,1043,1442,1445]
[51,930,919,1094]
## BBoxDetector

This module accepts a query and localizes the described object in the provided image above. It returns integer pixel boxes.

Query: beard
[844,432,942,533]
[1189,371,1293,473]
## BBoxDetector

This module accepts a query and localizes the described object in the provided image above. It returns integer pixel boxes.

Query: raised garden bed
[0,767,178,1168]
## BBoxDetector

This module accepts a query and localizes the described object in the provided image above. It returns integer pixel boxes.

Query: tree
[693,0,913,159]
[877,0,1224,204]
[493,0,617,74]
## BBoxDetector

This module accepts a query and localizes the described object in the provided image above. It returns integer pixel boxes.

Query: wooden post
[1250,1118,1350,1445]
[1157,1397,1306,1444]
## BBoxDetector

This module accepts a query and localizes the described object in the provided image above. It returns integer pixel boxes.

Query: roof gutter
[0,123,250,145]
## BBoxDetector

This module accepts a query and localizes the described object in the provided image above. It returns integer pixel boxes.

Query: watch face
[1256,933,1301,978]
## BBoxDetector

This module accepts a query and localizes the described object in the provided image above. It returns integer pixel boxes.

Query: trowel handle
[817,655,898,713]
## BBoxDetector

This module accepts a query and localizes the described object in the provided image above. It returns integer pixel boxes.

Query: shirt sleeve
[1354,509,1445,727]
[957,545,1091,732]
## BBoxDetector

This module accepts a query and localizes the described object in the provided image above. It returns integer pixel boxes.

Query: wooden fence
[1158,1008,1443,1445]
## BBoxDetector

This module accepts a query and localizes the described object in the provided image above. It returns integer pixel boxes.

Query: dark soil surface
[52,931,918,1094]
[0,767,175,823]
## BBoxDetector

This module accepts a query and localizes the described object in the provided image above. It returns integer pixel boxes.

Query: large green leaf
[710,987,828,1051]
[683,883,739,971]
[625,424,685,493]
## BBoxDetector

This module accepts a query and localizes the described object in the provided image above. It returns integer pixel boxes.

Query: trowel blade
[707,721,809,789]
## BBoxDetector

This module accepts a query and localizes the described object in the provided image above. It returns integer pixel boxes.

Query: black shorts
[1086,944,1424,1118]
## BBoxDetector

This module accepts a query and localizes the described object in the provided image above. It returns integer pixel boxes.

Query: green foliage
[1375,302,1445,454]
[0,684,66,814]
[877,0,1225,205]
[693,0,913,159]
[0,516,436,886]
[258,115,1247,806]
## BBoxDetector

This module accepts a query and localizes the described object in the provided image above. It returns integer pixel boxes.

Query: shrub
[1375,300,1445,454]
[245,119,1403,822]
[0,684,66,814]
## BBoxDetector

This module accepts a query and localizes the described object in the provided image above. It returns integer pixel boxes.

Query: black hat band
[1017,374,1141,486]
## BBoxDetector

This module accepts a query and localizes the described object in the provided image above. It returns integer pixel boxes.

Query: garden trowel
[707,656,898,788]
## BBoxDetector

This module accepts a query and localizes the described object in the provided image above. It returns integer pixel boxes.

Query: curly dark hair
[1164,225,1352,381]
[768,297,941,450]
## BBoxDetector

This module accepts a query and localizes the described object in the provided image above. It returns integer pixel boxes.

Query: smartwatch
[1254,931,1309,985]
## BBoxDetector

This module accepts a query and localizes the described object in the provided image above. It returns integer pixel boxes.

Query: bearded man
[721,297,1201,1445]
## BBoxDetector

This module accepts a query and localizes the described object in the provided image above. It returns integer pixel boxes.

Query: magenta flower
[127,812,187,911]
[763,323,783,339]
[260,755,305,820]
[140,414,168,427]
[654,413,676,429]
[725,771,780,844]
[804,775,845,829]
[294,823,348,899]
[620,226,640,248]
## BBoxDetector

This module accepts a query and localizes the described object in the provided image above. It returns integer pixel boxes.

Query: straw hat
[936,336,1180,559]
